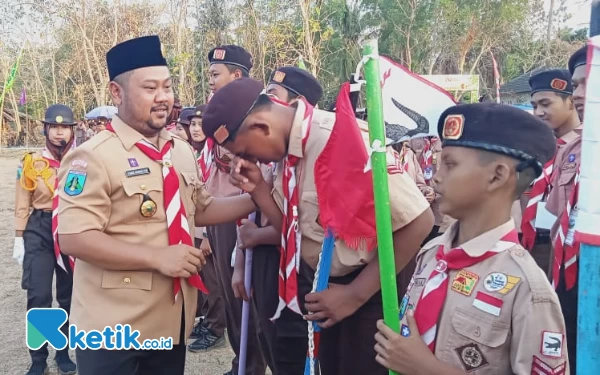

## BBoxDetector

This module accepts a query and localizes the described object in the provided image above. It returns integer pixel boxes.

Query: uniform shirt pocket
[121,177,164,223]
[101,270,153,290]
[299,191,325,242]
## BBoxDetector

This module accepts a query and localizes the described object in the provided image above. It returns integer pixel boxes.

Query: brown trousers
[207,222,267,375]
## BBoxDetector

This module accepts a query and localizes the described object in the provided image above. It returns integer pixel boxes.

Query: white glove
[13,237,24,265]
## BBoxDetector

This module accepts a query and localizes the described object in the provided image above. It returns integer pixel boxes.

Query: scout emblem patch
[531,355,566,375]
[451,269,479,296]
[214,125,230,144]
[550,78,568,91]
[472,291,503,316]
[400,324,410,337]
[399,295,410,319]
[454,343,489,372]
[484,272,521,295]
[568,153,576,163]
[442,114,464,140]
[273,71,286,83]
[128,158,139,167]
[64,170,87,196]
[140,194,157,217]
[541,331,564,358]
[55,115,63,124]
[213,49,226,60]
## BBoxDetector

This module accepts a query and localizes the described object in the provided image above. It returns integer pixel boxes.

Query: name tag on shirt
[535,202,557,230]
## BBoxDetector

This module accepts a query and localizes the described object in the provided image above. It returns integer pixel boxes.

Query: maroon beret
[202,78,264,144]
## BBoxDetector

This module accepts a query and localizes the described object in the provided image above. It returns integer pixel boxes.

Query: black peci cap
[208,45,253,73]
[106,35,168,81]
[529,69,573,95]
[43,104,78,126]
[438,103,556,177]
[568,45,587,75]
[268,66,323,106]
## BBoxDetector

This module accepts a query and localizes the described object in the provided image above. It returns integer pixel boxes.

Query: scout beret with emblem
[268,66,323,106]
[529,69,573,95]
[568,45,587,75]
[177,107,196,126]
[106,35,168,81]
[202,78,264,144]
[438,103,556,177]
[187,104,208,121]
[42,104,78,126]
[208,45,253,73]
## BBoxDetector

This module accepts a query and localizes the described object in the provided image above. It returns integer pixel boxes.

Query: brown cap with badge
[568,45,587,75]
[201,78,264,144]
[438,103,556,177]
[529,69,573,95]
[208,45,253,73]
[268,66,323,106]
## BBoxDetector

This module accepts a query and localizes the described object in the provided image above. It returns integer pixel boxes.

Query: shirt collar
[559,124,583,144]
[111,115,173,151]
[288,100,307,158]
[422,219,516,257]
[42,148,56,160]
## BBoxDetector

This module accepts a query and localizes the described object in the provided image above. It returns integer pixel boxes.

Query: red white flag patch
[472,291,503,316]
[531,355,566,375]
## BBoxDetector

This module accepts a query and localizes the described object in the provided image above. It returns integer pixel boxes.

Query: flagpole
[576,1,600,373]
[362,39,400,375]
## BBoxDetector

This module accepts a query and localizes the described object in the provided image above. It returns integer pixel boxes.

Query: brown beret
[202,78,264,144]
[208,45,253,73]
[568,45,587,75]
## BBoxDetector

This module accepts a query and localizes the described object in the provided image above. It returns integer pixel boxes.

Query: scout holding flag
[55,35,265,375]
[201,77,433,374]
[374,103,569,375]
[15,104,78,375]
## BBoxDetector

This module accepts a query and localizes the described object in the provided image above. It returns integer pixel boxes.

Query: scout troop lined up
[13,34,587,375]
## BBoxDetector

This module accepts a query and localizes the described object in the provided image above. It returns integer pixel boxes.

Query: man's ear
[109,81,123,106]
[234,69,243,79]
[488,162,512,192]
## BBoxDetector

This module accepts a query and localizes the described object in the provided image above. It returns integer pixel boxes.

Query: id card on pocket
[535,202,557,230]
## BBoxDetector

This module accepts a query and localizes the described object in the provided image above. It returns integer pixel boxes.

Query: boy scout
[202,77,434,375]
[374,103,568,375]
[522,69,581,274]
[15,104,78,375]
[235,66,324,374]
[545,45,588,374]
[56,36,261,375]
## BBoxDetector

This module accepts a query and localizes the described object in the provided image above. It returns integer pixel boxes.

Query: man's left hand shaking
[304,284,362,328]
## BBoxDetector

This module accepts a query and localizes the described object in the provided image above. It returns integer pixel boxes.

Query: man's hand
[13,237,24,265]
[374,311,438,375]
[238,219,259,249]
[199,236,212,257]
[152,244,206,278]
[422,186,436,203]
[232,260,250,301]
[229,156,266,194]
[304,284,362,328]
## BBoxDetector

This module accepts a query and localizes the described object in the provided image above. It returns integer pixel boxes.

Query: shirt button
[140,185,147,190]
[124,277,131,284]
[514,250,524,257]
[474,327,481,337]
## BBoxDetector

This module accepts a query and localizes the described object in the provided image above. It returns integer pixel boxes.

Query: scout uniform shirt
[14,149,58,230]
[272,101,430,277]
[56,116,212,345]
[401,220,569,374]
[546,126,582,241]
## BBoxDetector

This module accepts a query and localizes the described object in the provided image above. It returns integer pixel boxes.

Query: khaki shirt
[57,116,212,345]
[402,220,569,374]
[272,101,430,277]
[402,146,428,193]
[206,145,240,198]
[14,149,59,231]
[546,127,582,240]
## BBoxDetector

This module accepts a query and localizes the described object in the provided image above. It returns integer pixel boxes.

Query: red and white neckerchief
[47,149,76,273]
[419,138,437,184]
[107,125,207,300]
[521,139,566,249]
[399,143,410,172]
[414,229,519,352]
[271,98,314,320]
[198,138,214,183]
[552,170,580,291]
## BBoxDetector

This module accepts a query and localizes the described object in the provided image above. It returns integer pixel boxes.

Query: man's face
[572,65,587,120]
[209,64,238,93]
[266,84,291,103]
[531,91,573,131]
[111,66,174,133]
[47,125,73,146]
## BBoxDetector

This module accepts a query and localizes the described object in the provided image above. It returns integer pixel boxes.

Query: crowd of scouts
[11,33,588,375]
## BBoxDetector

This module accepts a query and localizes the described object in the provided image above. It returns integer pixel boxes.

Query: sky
[562,0,593,29]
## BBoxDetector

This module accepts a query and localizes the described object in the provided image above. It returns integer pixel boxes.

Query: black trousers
[22,209,73,363]
[556,268,578,374]
[75,313,187,375]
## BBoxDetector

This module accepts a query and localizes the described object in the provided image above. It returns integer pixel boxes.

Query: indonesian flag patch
[531,355,566,375]
[472,291,503,316]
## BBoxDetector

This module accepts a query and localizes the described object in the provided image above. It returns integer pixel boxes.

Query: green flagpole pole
[363,39,400,375]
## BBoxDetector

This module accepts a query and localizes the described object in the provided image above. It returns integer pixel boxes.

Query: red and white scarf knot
[50,155,76,273]
[414,230,519,352]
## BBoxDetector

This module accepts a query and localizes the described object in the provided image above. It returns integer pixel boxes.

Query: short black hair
[556,92,571,101]
[113,70,133,87]
[225,63,249,77]
[286,89,300,102]
[476,150,537,198]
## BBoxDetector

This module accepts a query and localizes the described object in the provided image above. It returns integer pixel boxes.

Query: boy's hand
[238,219,259,249]
[374,311,437,375]
[230,156,265,193]
[304,284,362,328]
[232,260,250,301]
[199,237,212,257]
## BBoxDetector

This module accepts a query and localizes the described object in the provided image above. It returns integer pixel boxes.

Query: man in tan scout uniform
[374,103,568,375]
[56,36,259,375]
[202,78,434,375]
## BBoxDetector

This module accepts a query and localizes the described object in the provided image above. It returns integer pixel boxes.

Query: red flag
[314,82,377,250]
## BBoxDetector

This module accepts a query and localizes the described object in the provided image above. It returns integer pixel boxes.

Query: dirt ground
[0,149,238,375]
